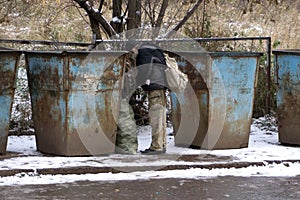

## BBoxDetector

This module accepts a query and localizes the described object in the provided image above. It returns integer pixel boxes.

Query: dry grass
[0,0,92,45]
[202,0,299,49]
[0,1,298,49]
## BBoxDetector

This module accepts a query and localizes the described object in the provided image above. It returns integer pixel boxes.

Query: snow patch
[1,116,300,185]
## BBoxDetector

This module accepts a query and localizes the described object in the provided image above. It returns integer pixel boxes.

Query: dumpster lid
[170,51,263,57]
[0,46,16,50]
[24,50,128,57]
[209,51,263,57]
[0,49,23,54]
[272,49,300,55]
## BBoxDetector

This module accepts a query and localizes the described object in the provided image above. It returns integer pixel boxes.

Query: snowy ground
[1,116,300,186]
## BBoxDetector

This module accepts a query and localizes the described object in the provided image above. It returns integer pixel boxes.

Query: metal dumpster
[273,49,300,145]
[25,51,124,156]
[0,50,21,154]
[172,52,262,149]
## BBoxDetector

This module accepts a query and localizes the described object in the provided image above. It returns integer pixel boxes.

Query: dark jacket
[136,44,167,91]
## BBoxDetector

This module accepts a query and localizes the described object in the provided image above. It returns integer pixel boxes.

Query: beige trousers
[148,89,167,151]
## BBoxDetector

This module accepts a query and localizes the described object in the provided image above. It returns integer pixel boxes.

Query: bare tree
[73,0,204,39]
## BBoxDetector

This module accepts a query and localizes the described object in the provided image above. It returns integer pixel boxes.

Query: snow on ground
[1,116,300,186]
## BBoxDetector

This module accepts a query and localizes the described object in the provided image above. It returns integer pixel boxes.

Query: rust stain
[171,53,209,148]
[0,51,21,154]
[277,66,300,144]
[172,52,259,149]
[27,51,124,156]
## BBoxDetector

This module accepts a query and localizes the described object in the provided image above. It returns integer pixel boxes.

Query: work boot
[140,148,166,155]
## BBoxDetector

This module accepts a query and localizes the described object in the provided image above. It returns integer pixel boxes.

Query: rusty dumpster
[25,51,124,156]
[273,49,300,145]
[0,50,21,154]
[172,52,262,149]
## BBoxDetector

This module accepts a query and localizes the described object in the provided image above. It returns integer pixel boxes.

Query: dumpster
[273,49,300,145]
[172,52,262,149]
[0,50,21,154]
[25,51,124,156]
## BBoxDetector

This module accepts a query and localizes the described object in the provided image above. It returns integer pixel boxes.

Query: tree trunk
[111,0,123,33]
[136,0,141,28]
[153,0,169,38]
[89,15,102,40]
[155,0,169,29]
[127,0,138,30]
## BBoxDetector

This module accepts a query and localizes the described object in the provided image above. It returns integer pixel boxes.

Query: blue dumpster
[172,52,262,149]
[25,51,124,156]
[0,50,21,154]
[273,49,300,145]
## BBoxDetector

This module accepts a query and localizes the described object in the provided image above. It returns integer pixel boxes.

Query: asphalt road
[1,176,300,200]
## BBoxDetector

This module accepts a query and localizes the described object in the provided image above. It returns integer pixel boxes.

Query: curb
[1,160,299,178]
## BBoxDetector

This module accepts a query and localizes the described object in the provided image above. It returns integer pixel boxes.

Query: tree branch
[152,0,169,38]
[140,1,152,24]
[165,0,204,38]
[99,0,105,12]
[73,0,117,38]
[155,0,168,28]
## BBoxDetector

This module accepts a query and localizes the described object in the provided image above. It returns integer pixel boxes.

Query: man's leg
[116,99,138,154]
[148,89,167,151]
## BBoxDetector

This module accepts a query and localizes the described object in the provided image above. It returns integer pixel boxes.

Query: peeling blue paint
[26,51,123,156]
[0,51,21,154]
[213,57,258,123]
[173,52,261,149]
[273,50,300,145]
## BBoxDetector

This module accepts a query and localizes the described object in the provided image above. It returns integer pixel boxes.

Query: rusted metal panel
[172,52,261,149]
[25,51,125,156]
[0,50,21,154]
[274,49,300,145]
[169,52,209,149]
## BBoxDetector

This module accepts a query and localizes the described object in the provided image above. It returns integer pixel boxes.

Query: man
[136,43,168,154]
[116,42,167,155]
